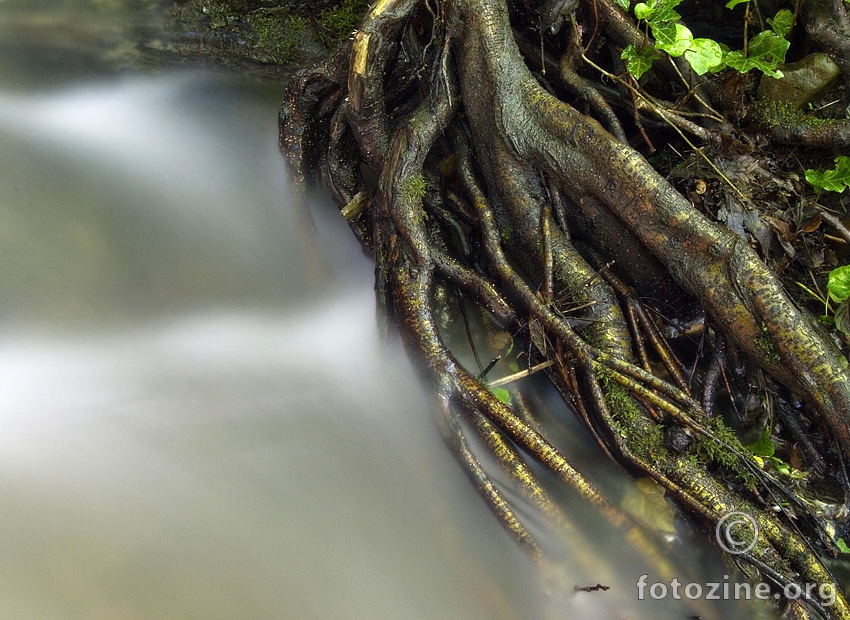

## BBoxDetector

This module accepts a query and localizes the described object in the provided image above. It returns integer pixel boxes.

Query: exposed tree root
[279,0,850,617]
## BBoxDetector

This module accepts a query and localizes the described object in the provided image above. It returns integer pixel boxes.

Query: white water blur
[0,8,763,620]
[0,71,556,620]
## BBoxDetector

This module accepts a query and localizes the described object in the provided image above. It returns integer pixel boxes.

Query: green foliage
[621,44,659,79]
[320,0,369,41]
[621,0,790,79]
[723,30,789,78]
[828,265,850,304]
[399,173,427,203]
[837,538,850,554]
[684,37,723,75]
[828,266,850,336]
[746,426,775,457]
[805,156,850,193]
[696,417,755,484]
[796,264,850,336]
[491,387,511,404]
[767,9,793,37]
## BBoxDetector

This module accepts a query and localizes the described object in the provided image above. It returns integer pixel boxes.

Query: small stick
[542,203,554,304]
[489,360,556,387]
[817,207,850,246]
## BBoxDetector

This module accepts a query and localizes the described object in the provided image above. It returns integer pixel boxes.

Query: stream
[0,2,760,619]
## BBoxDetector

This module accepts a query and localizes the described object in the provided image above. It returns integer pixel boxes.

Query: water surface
[0,3,760,619]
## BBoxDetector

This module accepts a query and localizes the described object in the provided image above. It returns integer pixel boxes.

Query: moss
[399,174,427,204]
[161,0,327,70]
[753,99,831,129]
[249,12,308,64]
[596,366,755,484]
[319,0,369,41]
[754,322,781,363]
[597,372,666,463]
[694,417,756,485]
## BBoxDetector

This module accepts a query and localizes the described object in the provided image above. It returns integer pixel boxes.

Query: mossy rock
[757,53,840,110]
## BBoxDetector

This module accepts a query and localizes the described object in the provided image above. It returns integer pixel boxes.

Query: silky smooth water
[0,3,761,619]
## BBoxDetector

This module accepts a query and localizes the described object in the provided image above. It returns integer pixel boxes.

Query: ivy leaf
[655,22,693,56]
[649,20,678,51]
[491,387,511,404]
[806,156,850,193]
[621,44,660,79]
[633,1,656,20]
[805,169,838,192]
[806,155,850,192]
[828,264,850,304]
[726,0,749,7]
[746,427,775,457]
[767,8,793,37]
[724,50,756,74]
[746,29,790,66]
[725,30,789,77]
[685,37,724,74]
[650,0,682,23]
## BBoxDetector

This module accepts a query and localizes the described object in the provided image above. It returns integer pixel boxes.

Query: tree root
[279,0,850,616]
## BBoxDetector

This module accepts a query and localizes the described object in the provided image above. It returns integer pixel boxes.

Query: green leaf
[837,538,850,554]
[725,30,789,77]
[828,265,850,304]
[767,8,793,37]
[649,0,682,23]
[616,0,631,9]
[633,1,655,20]
[656,23,693,56]
[621,44,660,79]
[806,156,850,193]
[649,20,678,51]
[747,29,790,64]
[726,0,749,7]
[491,387,511,404]
[805,169,836,192]
[685,38,724,74]
[746,427,775,457]
[769,456,790,475]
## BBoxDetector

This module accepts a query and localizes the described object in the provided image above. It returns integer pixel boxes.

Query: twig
[817,206,850,245]
[489,360,556,387]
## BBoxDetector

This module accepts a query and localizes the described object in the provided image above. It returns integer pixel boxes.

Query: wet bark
[273,0,850,617]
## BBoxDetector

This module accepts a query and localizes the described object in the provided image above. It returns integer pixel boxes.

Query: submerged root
[279,0,850,616]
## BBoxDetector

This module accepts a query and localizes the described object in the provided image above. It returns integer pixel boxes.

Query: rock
[757,53,840,109]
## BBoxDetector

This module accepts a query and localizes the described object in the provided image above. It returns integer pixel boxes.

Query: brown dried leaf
[763,215,795,242]
[799,214,822,233]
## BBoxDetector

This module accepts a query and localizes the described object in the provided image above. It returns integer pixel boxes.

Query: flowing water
[0,3,762,619]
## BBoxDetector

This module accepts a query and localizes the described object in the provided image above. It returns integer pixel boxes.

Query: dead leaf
[763,215,795,242]
[799,214,822,233]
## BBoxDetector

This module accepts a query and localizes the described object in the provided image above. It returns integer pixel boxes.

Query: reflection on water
[0,4,760,620]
